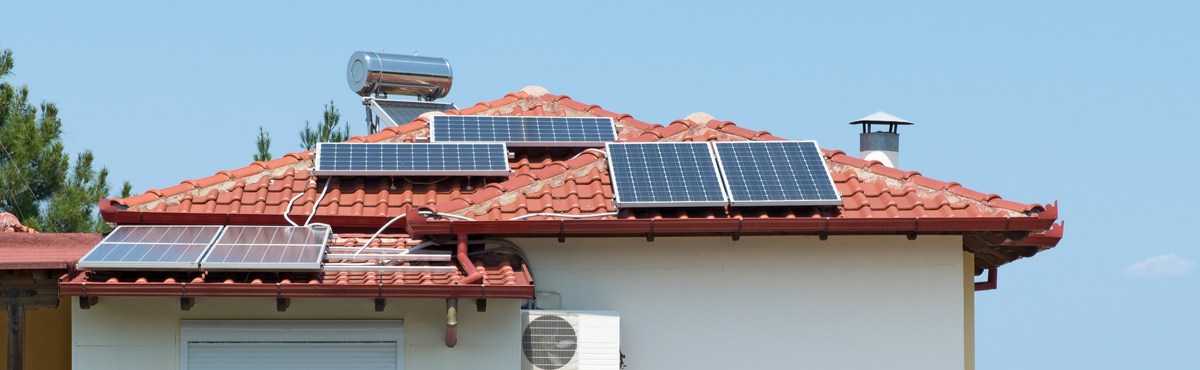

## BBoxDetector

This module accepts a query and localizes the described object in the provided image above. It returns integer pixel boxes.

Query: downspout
[447,234,482,348]
[456,234,482,285]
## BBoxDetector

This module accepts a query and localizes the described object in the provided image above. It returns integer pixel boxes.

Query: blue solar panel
[713,141,842,206]
[314,142,511,177]
[201,226,330,271]
[606,142,728,207]
[431,116,616,147]
[77,225,223,271]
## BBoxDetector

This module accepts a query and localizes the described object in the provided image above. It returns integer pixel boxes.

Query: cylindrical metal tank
[347,51,453,99]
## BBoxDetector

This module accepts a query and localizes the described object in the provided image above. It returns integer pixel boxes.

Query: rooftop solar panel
[431,116,616,147]
[200,226,330,271]
[713,141,842,206]
[370,99,455,127]
[77,225,223,271]
[606,142,728,208]
[313,142,511,177]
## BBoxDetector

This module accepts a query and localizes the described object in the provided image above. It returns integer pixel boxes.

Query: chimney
[849,112,913,168]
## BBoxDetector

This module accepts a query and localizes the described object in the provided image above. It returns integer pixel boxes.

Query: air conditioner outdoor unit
[521,310,620,370]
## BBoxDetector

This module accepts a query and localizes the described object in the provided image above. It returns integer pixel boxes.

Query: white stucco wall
[71,235,968,370]
[72,297,520,370]
[516,235,966,370]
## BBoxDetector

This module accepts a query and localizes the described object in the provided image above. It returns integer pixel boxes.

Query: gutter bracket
[558,220,566,243]
[646,219,655,242]
[732,218,743,241]
[820,217,830,241]
[907,218,920,240]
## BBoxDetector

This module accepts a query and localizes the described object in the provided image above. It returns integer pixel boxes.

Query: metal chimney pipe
[849,112,913,168]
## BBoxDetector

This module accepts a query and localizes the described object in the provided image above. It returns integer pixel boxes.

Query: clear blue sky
[3,1,1197,368]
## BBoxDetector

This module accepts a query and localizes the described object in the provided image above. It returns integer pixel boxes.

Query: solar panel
[77,225,223,271]
[606,142,728,207]
[713,141,842,206]
[201,226,330,271]
[370,99,455,127]
[313,142,511,177]
[431,116,616,147]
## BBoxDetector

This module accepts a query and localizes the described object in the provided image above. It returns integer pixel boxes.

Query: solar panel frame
[429,115,617,147]
[368,99,455,127]
[76,225,224,271]
[313,142,512,177]
[200,225,331,271]
[713,140,843,207]
[606,142,730,208]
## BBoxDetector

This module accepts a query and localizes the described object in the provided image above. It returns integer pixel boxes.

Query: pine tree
[299,101,350,150]
[254,125,272,161]
[0,48,120,233]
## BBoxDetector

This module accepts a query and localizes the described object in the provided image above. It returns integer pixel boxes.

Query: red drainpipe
[456,234,483,285]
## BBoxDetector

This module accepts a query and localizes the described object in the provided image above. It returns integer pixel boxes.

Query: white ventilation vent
[521,310,620,370]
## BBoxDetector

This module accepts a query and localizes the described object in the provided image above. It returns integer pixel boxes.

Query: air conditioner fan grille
[522,315,578,370]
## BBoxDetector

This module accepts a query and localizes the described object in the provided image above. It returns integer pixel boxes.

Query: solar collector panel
[606,142,728,207]
[314,142,511,177]
[201,226,330,271]
[714,141,842,206]
[431,116,616,146]
[77,225,224,271]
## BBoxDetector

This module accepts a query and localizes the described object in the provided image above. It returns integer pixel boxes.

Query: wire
[283,192,304,227]
[354,213,407,255]
[304,178,332,226]
[402,176,450,185]
[507,212,618,221]
[419,210,476,221]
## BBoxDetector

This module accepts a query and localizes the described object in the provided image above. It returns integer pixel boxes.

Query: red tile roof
[0,233,99,270]
[89,86,1060,283]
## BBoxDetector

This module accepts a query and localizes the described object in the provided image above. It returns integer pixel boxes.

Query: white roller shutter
[181,321,403,370]
[187,342,397,370]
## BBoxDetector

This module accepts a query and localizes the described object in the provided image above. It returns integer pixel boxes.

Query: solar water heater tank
[347,51,453,100]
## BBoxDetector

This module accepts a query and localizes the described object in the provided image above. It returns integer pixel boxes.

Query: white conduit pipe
[304,178,332,226]
[283,192,305,227]
[354,213,407,255]
[507,212,619,221]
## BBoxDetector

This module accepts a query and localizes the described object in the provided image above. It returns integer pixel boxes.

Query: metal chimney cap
[849,111,914,125]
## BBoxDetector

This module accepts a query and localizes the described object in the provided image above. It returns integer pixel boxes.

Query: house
[58,85,1061,370]
[0,213,98,370]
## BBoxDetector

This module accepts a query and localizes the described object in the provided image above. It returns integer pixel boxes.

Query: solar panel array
[606,142,728,207]
[201,226,330,271]
[77,225,223,270]
[431,116,616,147]
[371,99,455,127]
[314,142,511,177]
[606,141,843,208]
[714,141,842,206]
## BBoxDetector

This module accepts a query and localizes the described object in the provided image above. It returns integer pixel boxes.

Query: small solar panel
[314,142,511,177]
[714,141,842,206]
[201,226,330,271]
[606,142,728,207]
[431,116,616,147]
[370,99,455,127]
[77,225,223,271]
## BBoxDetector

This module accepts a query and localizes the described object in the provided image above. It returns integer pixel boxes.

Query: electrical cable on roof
[507,212,618,221]
[304,178,332,226]
[419,210,476,221]
[283,192,305,227]
[354,213,407,255]
[402,176,450,185]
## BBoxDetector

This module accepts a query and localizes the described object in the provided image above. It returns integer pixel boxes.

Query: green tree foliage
[0,48,119,233]
[254,125,272,161]
[298,101,350,150]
